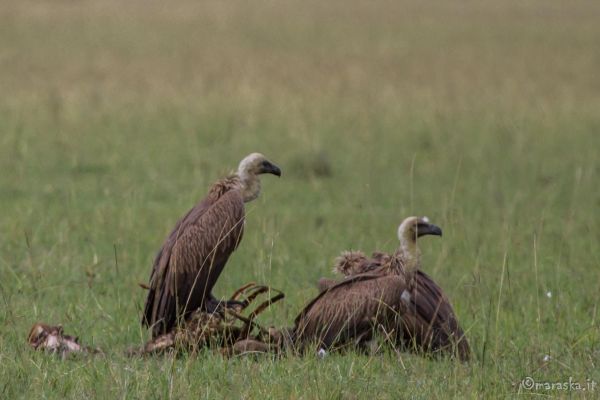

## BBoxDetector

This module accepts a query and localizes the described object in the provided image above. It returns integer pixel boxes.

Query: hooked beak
[260,160,282,177]
[416,222,442,238]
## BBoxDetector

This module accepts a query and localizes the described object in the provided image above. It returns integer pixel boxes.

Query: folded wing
[143,189,245,338]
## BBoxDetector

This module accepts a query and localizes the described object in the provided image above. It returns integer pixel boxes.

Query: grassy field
[1,0,599,398]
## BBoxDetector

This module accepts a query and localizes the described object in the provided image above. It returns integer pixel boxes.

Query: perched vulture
[143,153,281,338]
[294,217,470,361]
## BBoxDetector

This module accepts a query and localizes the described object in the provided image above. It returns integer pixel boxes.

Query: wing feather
[143,189,245,338]
[294,274,406,350]
[402,270,470,360]
[296,268,470,360]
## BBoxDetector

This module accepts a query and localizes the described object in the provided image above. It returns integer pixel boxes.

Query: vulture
[142,153,281,338]
[294,216,470,361]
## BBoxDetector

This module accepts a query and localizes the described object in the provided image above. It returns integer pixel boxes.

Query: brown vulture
[294,216,470,361]
[142,153,281,338]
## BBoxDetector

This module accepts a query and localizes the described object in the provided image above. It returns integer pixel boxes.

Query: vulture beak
[416,222,442,238]
[260,160,282,177]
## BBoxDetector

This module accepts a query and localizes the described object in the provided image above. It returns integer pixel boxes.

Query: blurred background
[0,1,599,397]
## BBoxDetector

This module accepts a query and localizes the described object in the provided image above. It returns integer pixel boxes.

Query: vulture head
[397,216,442,274]
[398,216,442,241]
[237,153,282,202]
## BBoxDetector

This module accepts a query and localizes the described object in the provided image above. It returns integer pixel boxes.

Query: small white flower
[543,355,551,362]
[546,291,552,298]
[317,348,327,359]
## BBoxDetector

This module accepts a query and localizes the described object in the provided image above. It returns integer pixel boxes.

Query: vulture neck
[398,236,421,281]
[237,170,261,203]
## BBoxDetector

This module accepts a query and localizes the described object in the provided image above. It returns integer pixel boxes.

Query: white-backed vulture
[294,217,470,361]
[142,153,281,338]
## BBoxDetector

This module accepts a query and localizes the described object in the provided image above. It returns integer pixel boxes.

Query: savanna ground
[1,1,599,398]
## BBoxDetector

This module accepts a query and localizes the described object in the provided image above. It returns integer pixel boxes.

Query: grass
[1,0,599,398]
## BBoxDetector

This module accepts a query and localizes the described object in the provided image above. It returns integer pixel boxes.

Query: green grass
[1,0,599,398]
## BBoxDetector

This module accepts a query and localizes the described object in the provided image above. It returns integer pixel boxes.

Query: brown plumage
[332,250,390,277]
[297,273,406,351]
[142,153,281,338]
[294,216,470,361]
[316,251,388,292]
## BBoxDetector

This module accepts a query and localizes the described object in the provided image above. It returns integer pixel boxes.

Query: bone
[27,323,101,357]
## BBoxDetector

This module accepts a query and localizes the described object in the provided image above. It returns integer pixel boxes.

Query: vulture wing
[399,270,470,360]
[297,269,470,360]
[143,189,245,338]
[294,273,407,351]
